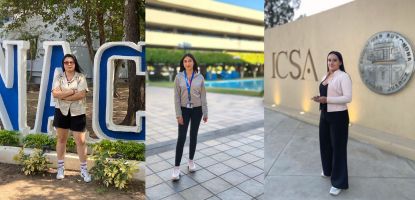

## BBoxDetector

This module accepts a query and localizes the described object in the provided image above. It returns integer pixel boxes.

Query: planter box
[0,146,145,181]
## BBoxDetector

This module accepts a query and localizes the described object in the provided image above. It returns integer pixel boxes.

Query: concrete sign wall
[264,0,415,159]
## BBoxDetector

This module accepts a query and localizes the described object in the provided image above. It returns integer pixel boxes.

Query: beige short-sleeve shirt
[52,72,88,116]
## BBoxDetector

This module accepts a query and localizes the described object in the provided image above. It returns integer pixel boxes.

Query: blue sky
[215,0,263,11]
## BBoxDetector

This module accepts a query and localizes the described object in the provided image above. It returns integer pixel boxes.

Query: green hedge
[0,130,20,146]
[93,139,145,161]
[0,132,145,161]
[23,133,78,153]
[146,48,244,65]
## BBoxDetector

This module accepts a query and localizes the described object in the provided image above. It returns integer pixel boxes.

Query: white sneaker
[80,169,92,183]
[329,186,342,196]
[172,167,181,181]
[321,171,330,178]
[188,160,196,172]
[56,167,65,180]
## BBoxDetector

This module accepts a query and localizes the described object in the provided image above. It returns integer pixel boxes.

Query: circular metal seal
[359,31,415,94]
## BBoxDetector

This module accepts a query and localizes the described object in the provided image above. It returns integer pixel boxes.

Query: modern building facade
[146,0,264,53]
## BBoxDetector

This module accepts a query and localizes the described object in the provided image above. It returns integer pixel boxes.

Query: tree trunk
[121,0,145,126]
[82,4,94,64]
[113,60,122,98]
[96,6,106,45]
[28,37,38,83]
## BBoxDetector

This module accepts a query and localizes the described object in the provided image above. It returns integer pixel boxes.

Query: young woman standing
[172,53,208,181]
[52,54,91,182]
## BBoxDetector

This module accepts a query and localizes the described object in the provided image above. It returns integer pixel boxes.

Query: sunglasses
[64,61,74,65]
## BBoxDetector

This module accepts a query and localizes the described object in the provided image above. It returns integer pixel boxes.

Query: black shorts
[53,108,86,132]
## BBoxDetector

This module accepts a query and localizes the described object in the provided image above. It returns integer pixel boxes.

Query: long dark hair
[62,54,82,73]
[327,51,345,72]
[179,53,199,73]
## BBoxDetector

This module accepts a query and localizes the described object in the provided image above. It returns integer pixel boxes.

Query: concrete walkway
[146,87,264,200]
[265,108,415,200]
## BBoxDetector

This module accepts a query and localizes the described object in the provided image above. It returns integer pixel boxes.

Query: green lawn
[148,81,263,97]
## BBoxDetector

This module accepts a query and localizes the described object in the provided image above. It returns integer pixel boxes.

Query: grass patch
[148,81,174,88]
[149,81,263,97]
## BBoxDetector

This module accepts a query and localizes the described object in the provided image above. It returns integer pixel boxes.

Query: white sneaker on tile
[329,186,342,196]
[172,167,181,181]
[188,160,196,172]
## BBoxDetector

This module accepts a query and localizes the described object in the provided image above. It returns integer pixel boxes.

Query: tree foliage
[264,0,301,29]
[0,0,145,126]
[146,48,244,66]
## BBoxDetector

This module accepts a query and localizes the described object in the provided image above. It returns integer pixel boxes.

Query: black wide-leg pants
[175,106,203,166]
[319,110,349,189]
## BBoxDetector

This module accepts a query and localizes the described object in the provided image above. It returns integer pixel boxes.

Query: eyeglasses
[64,61,74,65]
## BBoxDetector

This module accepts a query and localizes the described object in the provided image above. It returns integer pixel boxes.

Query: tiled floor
[146,87,264,200]
[146,128,264,200]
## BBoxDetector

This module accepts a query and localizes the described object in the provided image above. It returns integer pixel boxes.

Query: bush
[23,133,77,153]
[91,145,138,189]
[0,130,20,146]
[92,139,145,161]
[13,147,51,175]
[23,134,55,149]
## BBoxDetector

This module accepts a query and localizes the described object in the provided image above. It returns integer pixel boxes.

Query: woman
[312,51,352,195]
[51,54,91,182]
[172,53,208,181]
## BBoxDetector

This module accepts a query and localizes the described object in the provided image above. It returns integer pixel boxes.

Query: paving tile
[254,173,264,184]
[156,168,174,181]
[146,166,154,176]
[146,174,164,188]
[224,148,246,157]
[217,187,252,200]
[237,164,263,178]
[214,144,233,151]
[210,152,232,162]
[196,156,219,168]
[221,170,250,186]
[250,149,264,158]
[149,160,173,173]
[205,196,221,200]
[166,175,198,192]
[158,150,176,160]
[236,179,263,197]
[179,185,214,200]
[206,163,233,176]
[199,147,221,156]
[238,153,262,163]
[162,194,185,200]
[237,145,258,152]
[222,157,248,169]
[227,140,245,147]
[201,177,233,194]
[147,155,164,164]
[186,168,216,183]
[249,141,264,148]
[203,140,221,147]
[147,183,176,200]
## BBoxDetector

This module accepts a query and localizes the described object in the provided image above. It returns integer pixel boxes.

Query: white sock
[58,160,64,168]
[80,161,87,171]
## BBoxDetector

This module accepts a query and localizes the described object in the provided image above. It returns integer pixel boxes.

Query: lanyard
[184,71,194,102]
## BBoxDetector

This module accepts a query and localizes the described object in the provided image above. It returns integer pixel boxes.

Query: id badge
[186,103,193,108]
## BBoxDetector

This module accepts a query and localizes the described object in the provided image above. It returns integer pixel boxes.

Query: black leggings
[175,106,203,166]
[319,110,349,189]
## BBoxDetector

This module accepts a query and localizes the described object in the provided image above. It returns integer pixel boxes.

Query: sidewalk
[265,108,415,200]
[146,87,264,200]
